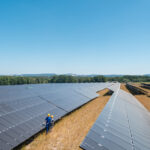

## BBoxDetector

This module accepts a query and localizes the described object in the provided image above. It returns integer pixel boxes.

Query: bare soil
[21,89,111,150]
[121,84,150,111]
[133,83,150,96]
[120,84,130,94]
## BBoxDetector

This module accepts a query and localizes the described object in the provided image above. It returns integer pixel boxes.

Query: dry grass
[135,95,150,111]
[133,83,150,96]
[21,89,111,150]
[120,84,130,94]
[121,84,150,111]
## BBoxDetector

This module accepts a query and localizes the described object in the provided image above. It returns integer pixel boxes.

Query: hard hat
[51,115,54,118]
[48,114,50,117]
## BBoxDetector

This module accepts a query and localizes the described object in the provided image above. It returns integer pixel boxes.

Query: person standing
[51,115,54,129]
[45,114,52,134]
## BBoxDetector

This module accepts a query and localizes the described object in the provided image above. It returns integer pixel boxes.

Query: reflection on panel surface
[81,84,150,150]
[0,83,112,150]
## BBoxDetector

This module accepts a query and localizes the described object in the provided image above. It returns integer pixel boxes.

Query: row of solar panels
[0,83,113,150]
[80,83,150,150]
[142,83,150,87]
[141,83,150,90]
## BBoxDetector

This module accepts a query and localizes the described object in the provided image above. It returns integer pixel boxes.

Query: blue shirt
[45,116,51,124]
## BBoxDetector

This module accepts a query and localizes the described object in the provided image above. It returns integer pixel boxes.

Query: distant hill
[18,73,56,77]
[144,74,150,76]
[103,75,124,77]
[0,73,150,77]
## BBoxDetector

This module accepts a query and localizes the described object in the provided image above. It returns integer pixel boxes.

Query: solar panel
[80,84,150,150]
[0,83,112,150]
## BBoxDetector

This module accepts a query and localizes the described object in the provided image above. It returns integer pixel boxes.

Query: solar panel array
[142,83,150,87]
[141,83,150,89]
[0,83,112,150]
[80,83,150,150]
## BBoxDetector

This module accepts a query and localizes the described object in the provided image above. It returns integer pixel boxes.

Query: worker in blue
[45,113,52,134]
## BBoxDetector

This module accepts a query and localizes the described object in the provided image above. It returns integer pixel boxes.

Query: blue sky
[0,0,150,75]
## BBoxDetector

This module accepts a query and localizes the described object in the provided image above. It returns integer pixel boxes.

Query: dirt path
[121,84,150,111]
[22,89,111,150]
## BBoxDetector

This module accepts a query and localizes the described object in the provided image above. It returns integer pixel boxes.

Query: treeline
[50,75,106,83]
[107,75,150,83]
[0,75,150,85]
[0,76,51,85]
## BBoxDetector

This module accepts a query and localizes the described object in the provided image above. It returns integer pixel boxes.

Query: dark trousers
[46,123,51,133]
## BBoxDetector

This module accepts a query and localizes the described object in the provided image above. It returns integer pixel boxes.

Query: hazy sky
[0,0,150,75]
